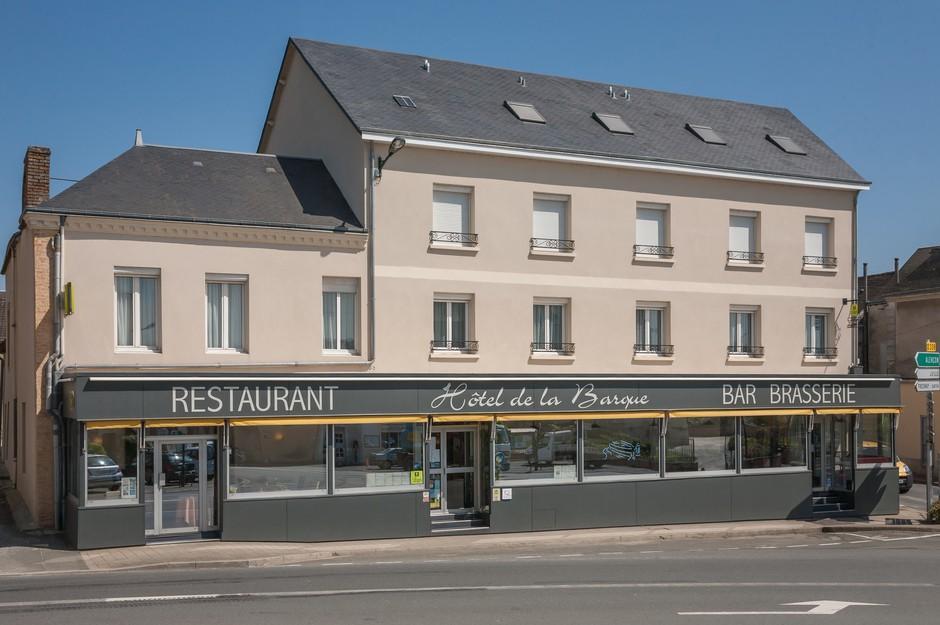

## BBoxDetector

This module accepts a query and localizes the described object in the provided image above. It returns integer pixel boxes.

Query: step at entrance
[812,491,855,515]
[431,512,490,534]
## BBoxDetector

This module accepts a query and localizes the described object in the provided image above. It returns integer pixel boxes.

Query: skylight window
[767,134,806,155]
[393,95,416,108]
[504,101,546,124]
[593,112,634,135]
[686,123,727,145]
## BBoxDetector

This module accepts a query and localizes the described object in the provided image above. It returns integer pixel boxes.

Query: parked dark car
[368,447,413,470]
[145,451,197,485]
[86,454,122,492]
[184,444,216,481]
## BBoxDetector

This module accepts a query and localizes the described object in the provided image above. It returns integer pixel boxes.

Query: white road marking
[818,542,841,546]
[718,547,740,551]
[756,546,777,549]
[680,599,887,616]
[0,584,922,611]
[373,561,404,565]
[515,555,541,559]
[597,551,623,555]
[785,544,808,548]
[321,562,353,567]
[640,550,663,554]
[849,540,871,544]
[558,553,583,558]
[421,559,449,563]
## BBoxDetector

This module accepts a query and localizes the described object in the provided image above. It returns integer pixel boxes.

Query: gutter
[362,132,872,192]
[367,142,377,362]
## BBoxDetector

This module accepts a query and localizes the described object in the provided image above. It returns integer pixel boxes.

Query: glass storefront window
[229,425,328,497]
[334,422,424,490]
[496,420,578,482]
[741,415,808,469]
[86,427,139,506]
[583,418,660,478]
[858,413,894,465]
[665,417,735,473]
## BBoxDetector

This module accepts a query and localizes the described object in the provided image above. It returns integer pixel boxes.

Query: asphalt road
[0,530,938,624]
[900,480,940,512]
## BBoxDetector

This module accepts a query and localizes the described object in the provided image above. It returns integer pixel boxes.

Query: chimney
[894,257,900,285]
[22,145,51,209]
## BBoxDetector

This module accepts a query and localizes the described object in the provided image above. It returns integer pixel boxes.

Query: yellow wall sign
[927,339,938,353]
[849,303,859,317]
[410,470,424,485]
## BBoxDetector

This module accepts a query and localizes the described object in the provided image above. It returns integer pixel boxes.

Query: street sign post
[915,352,940,368]
[916,368,940,380]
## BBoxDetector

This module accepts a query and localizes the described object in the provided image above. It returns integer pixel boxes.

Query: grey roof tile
[291,38,867,185]
[34,146,363,231]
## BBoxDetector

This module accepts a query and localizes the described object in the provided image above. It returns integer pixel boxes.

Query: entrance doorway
[144,437,219,536]
[811,415,854,492]
[429,428,478,514]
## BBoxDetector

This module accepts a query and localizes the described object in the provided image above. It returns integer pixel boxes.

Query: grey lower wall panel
[75,504,146,550]
[222,492,429,542]
[855,467,899,516]
[637,477,733,525]
[731,472,813,520]
[492,473,814,532]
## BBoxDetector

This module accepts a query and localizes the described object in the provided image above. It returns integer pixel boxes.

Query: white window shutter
[636,208,665,246]
[533,199,566,240]
[804,221,828,256]
[432,190,470,234]
[729,215,755,252]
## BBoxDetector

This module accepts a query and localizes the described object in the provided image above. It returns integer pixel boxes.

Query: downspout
[47,216,65,530]
[367,142,376,363]
[850,191,859,373]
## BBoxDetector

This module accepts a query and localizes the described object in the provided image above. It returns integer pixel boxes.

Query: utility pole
[916,339,938,517]
[928,390,935,517]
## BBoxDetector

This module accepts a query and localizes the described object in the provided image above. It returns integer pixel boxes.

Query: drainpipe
[47,216,65,530]
[850,191,858,373]
[367,142,376,363]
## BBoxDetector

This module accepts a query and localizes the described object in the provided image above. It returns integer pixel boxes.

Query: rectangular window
[857,413,895,465]
[531,195,572,251]
[635,206,666,247]
[804,218,834,266]
[728,212,761,262]
[433,296,474,351]
[115,269,160,350]
[495,420,578,483]
[635,305,670,354]
[532,301,570,353]
[206,278,246,351]
[665,417,736,473]
[431,187,475,245]
[334,422,425,491]
[804,310,833,356]
[729,307,761,356]
[583,418,661,479]
[85,426,139,506]
[228,424,328,497]
[741,415,808,469]
[323,278,359,353]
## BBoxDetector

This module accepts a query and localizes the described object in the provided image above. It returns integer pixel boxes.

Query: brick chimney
[22,146,51,209]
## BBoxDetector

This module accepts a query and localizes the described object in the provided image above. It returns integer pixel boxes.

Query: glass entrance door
[428,429,477,513]
[145,438,218,535]
[811,416,854,492]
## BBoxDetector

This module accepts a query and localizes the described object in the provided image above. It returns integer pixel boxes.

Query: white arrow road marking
[838,532,940,542]
[679,599,887,616]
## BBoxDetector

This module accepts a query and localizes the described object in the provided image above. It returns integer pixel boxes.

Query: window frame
[227,422,329,499]
[531,298,570,354]
[804,308,833,356]
[114,267,161,352]
[431,185,476,246]
[635,303,669,354]
[663,416,738,477]
[739,414,810,474]
[432,294,473,352]
[205,275,248,353]
[322,278,360,355]
[728,305,761,355]
[803,217,835,265]
[531,193,573,252]
[581,417,664,483]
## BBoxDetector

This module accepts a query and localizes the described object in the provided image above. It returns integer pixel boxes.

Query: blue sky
[1,1,937,277]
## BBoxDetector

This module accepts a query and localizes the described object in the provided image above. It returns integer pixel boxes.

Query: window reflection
[665,417,735,473]
[496,420,577,482]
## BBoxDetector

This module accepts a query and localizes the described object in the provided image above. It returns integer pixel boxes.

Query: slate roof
[860,246,940,301]
[287,38,868,186]
[32,146,363,232]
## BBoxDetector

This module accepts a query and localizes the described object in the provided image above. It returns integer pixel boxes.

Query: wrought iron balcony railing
[803,346,838,358]
[728,345,765,357]
[430,231,479,246]
[634,343,675,356]
[727,250,765,263]
[633,245,675,258]
[430,339,479,353]
[530,237,575,252]
[802,255,837,268]
[531,341,575,355]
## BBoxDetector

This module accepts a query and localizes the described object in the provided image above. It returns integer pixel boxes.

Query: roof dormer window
[686,123,726,145]
[505,101,546,124]
[767,134,806,155]
[593,112,634,135]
